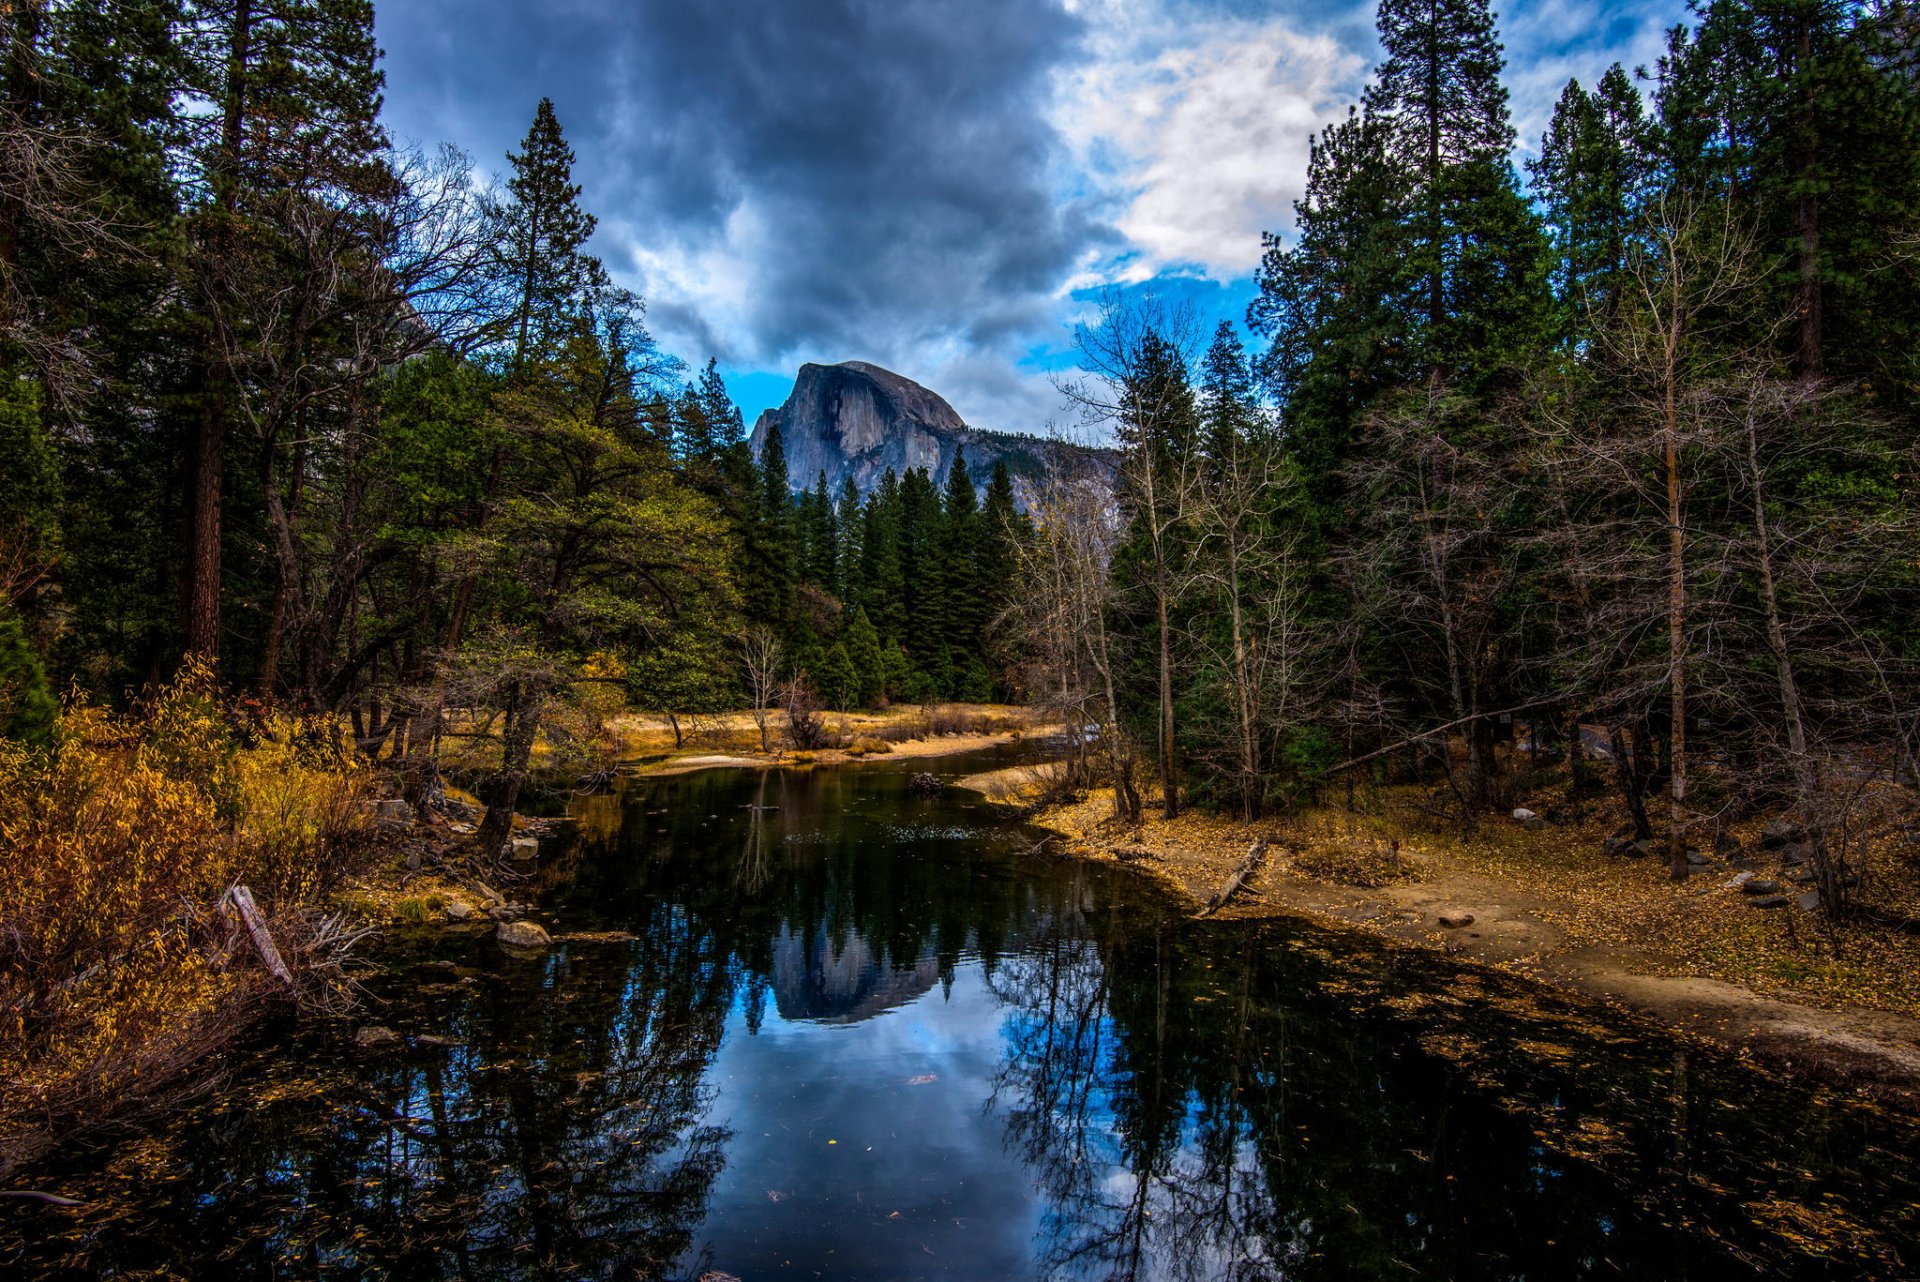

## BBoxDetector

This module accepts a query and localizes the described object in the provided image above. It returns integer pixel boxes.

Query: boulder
[1749,895,1790,909]
[1512,808,1538,822]
[1741,879,1782,895]
[375,798,414,823]
[1794,891,1822,912]
[509,835,539,860]
[444,899,474,922]
[495,919,552,950]
[1761,819,1806,850]
[1437,911,1476,929]
[354,1025,401,1050]
[1603,836,1632,857]
[1627,840,1657,860]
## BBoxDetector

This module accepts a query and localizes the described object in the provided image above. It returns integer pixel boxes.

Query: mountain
[748,360,1112,498]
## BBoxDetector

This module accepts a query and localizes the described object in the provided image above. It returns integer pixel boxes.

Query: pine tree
[1530,67,1650,344]
[938,455,981,658]
[897,466,942,663]
[843,606,884,706]
[1250,107,1408,512]
[860,469,905,640]
[749,422,794,627]
[835,476,862,602]
[1363,0,1550,386]
[803,470,837,589]
[492,98,601,370]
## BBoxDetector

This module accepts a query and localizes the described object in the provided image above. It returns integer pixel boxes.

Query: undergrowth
[0,662,371,1175]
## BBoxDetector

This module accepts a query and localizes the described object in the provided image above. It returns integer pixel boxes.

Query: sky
[374,0,1687,431]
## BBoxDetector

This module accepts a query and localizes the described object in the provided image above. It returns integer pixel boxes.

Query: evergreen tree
[938,455,982,660]
[492,97,601,369]
[860,469,905,640]
[749,422,794,626]
[835,477,862,602]
[1530,67,1651,344]
[843,606,884,706]
[803,470,837,589]
[0,605,56,749]
[1363,0,1550,386]
[1250,107,1408,513]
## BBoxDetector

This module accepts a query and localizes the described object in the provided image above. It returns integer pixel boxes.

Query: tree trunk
[1664,325,1689,879]
[478,682,541,858]
[1156,572,1177,819]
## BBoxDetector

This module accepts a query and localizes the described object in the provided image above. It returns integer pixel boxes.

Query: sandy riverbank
[962,773,1920,1107]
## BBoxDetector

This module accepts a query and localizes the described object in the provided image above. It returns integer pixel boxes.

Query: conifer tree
[492,97,600,370]
[1363,0,1549,386]
[1530,67,1650,343]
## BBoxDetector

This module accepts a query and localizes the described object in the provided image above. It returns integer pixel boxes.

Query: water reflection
[5,749,1917,1280]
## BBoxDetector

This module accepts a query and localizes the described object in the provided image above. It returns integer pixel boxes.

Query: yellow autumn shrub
[0,666,370,1163]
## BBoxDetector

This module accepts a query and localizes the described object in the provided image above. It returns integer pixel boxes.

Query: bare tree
[1059,290,1206,818]
[739,627,782,754]
[1008,453,1143,823]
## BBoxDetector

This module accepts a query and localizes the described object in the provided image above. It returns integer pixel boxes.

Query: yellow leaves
[0,673,368,1148]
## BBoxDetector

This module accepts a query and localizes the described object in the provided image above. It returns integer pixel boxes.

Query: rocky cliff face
[748,360,1109,498]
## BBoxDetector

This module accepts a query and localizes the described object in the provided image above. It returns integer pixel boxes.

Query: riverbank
[989,778,1920,1106]
[611,704,1047,776]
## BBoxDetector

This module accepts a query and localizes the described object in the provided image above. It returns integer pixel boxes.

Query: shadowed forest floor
[972,770,1920,1106]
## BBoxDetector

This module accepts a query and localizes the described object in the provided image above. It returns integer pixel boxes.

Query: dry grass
[1034,780,1920,1022]
[0,664,372,1174]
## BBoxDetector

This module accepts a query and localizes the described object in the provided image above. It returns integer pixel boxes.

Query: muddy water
[4,746,1916,1279]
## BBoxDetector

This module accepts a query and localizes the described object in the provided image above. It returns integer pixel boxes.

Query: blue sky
[374,0,1688,429]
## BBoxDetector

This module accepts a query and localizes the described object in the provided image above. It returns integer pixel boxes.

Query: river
[4,744,1917,1279]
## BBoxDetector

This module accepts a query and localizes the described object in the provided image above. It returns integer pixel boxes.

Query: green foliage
[0,609,57,750]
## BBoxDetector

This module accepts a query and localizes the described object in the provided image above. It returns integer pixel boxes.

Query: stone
[354,1025,400,1049]
[749,359,1111,503]
[1761,819,1806,850]
[444,899,474,922]
[1437,911,1476,929]
[1778,842,1813,868]
[495,919,552,950]
[1627,840,1656,860]
[1726,871,1755,890]
[1603,836,1632,857]
[1749,895,1790,909]
[1741,879,1782,895]
[1785,867,1816,885]
[509,835,539,860]
[1794,891,1822,912]
[908,772,942,796]
[375,798,415,823]
[1713,831,1743,858]
[1685,849,1712,866]
[414,1034,462,1049]
[1512,808,1538,822]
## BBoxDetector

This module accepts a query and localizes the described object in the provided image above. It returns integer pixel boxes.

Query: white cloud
[1054,2,1367,282]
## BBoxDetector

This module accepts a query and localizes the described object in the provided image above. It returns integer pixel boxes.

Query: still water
[6,747,1918,1279]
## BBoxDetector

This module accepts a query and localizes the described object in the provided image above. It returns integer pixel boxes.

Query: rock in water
[496,919,552,950]
[749,360,1113,502]
[354,1025,400,1049]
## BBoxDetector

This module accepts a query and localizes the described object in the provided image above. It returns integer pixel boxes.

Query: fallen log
[226,884,294,987]
[1201,837,1269,917]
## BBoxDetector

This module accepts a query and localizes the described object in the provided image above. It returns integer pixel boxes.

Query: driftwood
[1201,837,1269,917]
[225,884,294,987]
[0,1189,86,1207]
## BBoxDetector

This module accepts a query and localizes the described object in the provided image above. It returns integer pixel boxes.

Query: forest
[1012,0,1920,923]
[6,0,1920,1206]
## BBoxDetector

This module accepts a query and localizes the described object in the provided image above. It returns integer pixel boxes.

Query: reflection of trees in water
[989,899,1290,1282]
[36,902,740,1279]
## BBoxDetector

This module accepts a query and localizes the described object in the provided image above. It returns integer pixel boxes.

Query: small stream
[5,745,1917,1279]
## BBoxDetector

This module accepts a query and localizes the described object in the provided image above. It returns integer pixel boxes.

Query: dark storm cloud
[376,0,1106,374]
